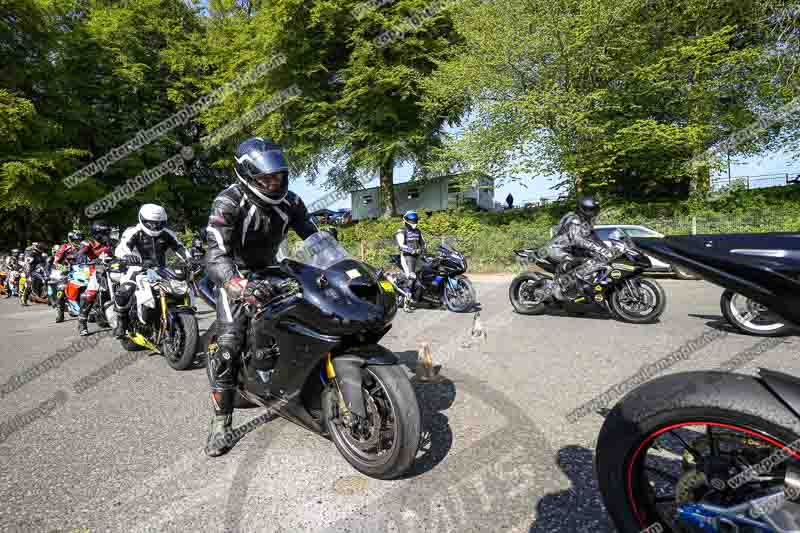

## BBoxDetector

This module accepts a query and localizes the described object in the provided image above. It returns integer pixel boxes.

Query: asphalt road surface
[1,276,798,532]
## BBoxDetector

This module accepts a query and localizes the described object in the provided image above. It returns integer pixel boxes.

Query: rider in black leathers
[21,242,47,305]
[546,196,615,293]
[204,137,318,457]
[112,204,189,338]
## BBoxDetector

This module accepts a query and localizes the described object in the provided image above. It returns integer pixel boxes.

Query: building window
[362,195,373,205]
[407,187,420,200]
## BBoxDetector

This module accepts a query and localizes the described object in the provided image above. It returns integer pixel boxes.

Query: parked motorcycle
[202,232,421,479]
[595,232,800,533]
[385,243,475,312]
[509,229,666,323]
[108,259,199,370]
[720,289,794,337]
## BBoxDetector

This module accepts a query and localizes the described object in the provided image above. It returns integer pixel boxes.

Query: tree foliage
[423,0,800,197]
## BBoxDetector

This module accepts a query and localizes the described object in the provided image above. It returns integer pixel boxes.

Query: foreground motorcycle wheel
[720,289,793,337]
[607,278,666,324]
[443,275,476,313]
[323,365,421,479]
[162,313,199,370]
[509,272,548,315]
[596,371,800,533]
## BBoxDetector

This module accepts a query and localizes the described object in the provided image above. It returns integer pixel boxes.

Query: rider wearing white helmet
[112,204,189,338]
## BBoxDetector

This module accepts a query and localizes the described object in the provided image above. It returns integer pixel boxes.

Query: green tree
[185,0,466,217]
[424,0,798,198]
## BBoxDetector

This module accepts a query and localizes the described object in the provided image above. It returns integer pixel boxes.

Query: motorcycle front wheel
[607,278,666,324]
[162,313,199,370]
[720,289,793,337]
[323,364,421,479]
[596,371,800,533]
[443,275,476,312]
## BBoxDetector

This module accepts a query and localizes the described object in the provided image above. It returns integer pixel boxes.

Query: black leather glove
[242,280,277,306]
[124,255,142,265]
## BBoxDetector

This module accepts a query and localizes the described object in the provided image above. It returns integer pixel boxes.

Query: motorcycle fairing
[759,368,800,421]
[634,233,800,326]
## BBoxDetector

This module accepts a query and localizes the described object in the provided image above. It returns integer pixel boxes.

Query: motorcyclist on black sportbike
[20,242,47,306]
[112,204,190,339]
[204,137,318,457]
[545,196,615,297]
[75,221,114,336]
[395,210,426,308]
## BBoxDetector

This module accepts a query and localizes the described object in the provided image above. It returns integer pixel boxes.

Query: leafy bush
[332,185,800,271]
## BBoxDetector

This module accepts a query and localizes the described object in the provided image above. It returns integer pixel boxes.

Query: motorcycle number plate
[379,280,394,293]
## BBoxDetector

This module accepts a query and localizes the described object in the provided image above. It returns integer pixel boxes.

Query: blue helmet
[403,211,418,228]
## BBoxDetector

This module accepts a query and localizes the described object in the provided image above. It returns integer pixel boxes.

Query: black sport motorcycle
[202,232,421,479]
[509,229,666,323]
[385,244,475,312]
[596,232,800,533]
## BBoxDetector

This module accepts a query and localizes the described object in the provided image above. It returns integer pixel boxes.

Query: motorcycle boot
[113,305,129,339]
[205,389,236,457]
[55,297,65,323]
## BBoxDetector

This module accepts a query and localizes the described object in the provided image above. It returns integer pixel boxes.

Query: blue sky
[289,148,799,211]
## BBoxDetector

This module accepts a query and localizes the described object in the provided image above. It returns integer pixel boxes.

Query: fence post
[360,241,365,260]
[691,216,697,235]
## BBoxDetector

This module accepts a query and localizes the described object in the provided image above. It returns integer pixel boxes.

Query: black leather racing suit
[205,184,318,417]
[113,225,188,325]
[21,246,45,303]
[546,212,615,289]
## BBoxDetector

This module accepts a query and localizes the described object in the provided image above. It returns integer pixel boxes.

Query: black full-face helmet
[91,221,112,243]
[577,196,601,223]
[234,137,290,207]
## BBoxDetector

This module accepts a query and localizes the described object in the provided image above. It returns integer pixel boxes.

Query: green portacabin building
[350,174,495,221]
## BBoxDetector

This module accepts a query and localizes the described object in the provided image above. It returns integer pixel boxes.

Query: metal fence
[710,173,800,191]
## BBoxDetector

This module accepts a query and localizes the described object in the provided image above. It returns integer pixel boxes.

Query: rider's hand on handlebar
[124,254,142,266]
[223,276,248,301]
[242,280,277,306]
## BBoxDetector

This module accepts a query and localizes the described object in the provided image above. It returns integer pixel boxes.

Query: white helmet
[138,204,168,237]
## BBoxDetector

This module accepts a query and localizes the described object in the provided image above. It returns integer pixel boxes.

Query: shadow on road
[528,445,615,533]
[395,350,455,479]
